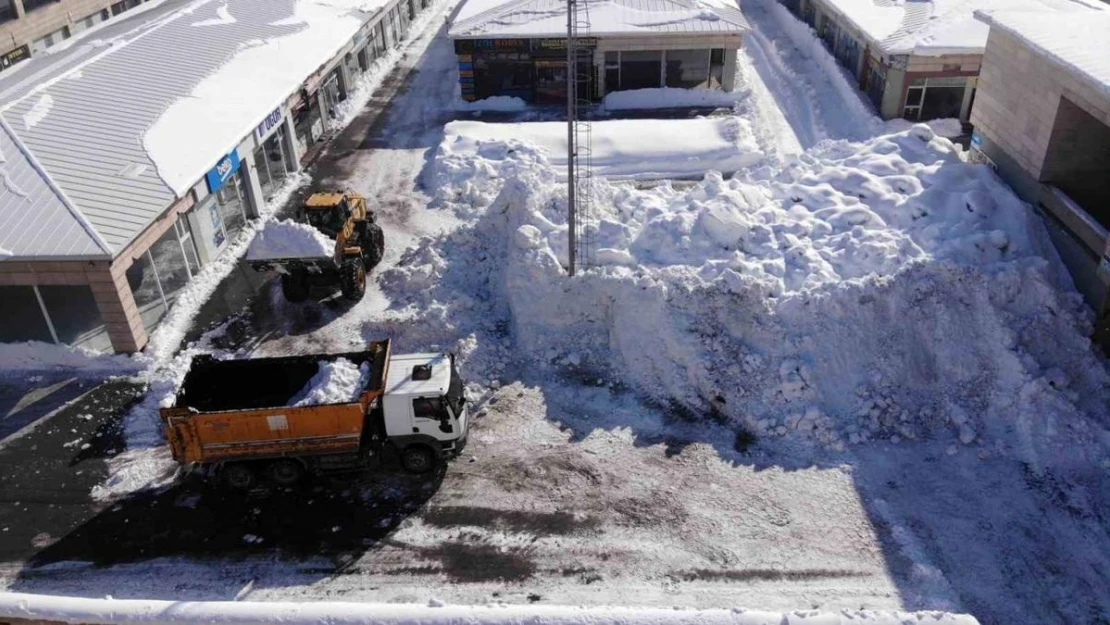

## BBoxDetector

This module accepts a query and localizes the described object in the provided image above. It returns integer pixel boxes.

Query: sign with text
[205,150,242,193]
[256,108,284,141]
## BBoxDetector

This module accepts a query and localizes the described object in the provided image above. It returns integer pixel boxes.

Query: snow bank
[453,95,527,112]
[0,591,981,625]
[441,118,762,180]
[417,121,1110,472]
[886,117,964,139]
[246,219,334,261]
[290,358,371,406]
[603,87,745,111]
[0,341,142,375]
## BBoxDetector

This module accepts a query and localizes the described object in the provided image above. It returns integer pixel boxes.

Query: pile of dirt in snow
[290,358,370,406]
[246,219,334,260]
[393,122,1110,471]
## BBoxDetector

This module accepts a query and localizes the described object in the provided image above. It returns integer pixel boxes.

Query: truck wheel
[266,459,305,487]
[221,463,256,490]
[401,445,436,474]
[339,258,366,301]
[281,274,310,303]
[362,223,385,269]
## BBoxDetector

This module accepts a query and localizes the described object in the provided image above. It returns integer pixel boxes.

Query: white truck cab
[381,352,468,469]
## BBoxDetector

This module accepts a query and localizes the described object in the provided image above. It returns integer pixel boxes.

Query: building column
[88,262,148,353]
[959,81,976,123]
[239,150,267,217]
[722,49,738,92]
[283,113,303,169]
[13,0,25,19]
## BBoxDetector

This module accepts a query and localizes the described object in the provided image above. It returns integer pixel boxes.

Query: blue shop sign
[205,150,242,193]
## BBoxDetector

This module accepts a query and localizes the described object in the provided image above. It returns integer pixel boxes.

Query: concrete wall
[0,0,116,58]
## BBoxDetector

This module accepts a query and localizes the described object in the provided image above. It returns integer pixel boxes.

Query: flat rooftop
[820,0,1105,57]
[976,10,1110,100]
[448,0,749,40]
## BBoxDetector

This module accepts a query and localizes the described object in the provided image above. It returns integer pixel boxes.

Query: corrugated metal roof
[0,0,311,259]
[0,117,109,259]
[449,0,749,39]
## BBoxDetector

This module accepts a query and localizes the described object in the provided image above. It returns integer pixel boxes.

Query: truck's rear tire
[362,223,385,269]
[221,463,256,490]
[266,459,305,487]
[339,258,366,301]
[281,274,310,303]
[401,445,436,474]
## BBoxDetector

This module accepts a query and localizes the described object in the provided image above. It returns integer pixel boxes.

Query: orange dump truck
[160,339,468,489]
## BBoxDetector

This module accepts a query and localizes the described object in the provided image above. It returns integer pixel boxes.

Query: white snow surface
[427,119,1110,472]
[22,93,53,130]
[453,95,527,111]
[0,592,980,625]
[290,358,372,406]
[442,118,762,179]
[976,9,1110,98]
[246,219,334,260]
[821,0,1105,56]
[144,0,388,196]
[602,87,745,111]
[0,341,142,374]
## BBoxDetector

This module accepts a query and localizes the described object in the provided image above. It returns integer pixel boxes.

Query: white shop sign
[256,107,284,141]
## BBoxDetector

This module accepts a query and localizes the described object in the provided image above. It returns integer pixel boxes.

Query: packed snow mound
[0,340,143,374]
[602,87,745,111]
[886,117,964,138]
[290,358,371,406]
[454,95,527,111]
[441,118,762,180]
[246,219,334,260]
[404,122,1110,470]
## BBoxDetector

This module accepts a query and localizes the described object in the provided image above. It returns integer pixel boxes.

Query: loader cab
[302,193,351,238]
[382,353,468,451]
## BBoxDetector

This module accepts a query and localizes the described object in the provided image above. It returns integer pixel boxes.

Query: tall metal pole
[566,0,576,277]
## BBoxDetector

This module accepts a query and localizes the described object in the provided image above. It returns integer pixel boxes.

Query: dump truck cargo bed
[160,341,391,465]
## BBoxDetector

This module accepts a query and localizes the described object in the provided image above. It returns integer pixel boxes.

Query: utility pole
[566,0,577,277]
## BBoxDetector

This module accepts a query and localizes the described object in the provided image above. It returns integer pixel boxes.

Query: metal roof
[0,0,369,261]
[449,0,750,39]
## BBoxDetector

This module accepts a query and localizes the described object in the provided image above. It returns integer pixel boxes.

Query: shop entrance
[253,127,291,201]
[534,61,567,104]
[214,170,251,241]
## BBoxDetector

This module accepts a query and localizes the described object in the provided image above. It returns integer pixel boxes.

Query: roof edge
[0,116,114,257]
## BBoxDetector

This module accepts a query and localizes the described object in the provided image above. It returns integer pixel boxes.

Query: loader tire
[362,223,385,269]
[266,459,305,487]
[280,274,310,303]
[339,258,366,301]
[401,445,436,474]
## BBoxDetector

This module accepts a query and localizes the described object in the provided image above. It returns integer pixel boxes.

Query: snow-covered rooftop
[0,0,387,261]
[821,0,1106,57]
[449,0,749,39]
[976,10,1110,101]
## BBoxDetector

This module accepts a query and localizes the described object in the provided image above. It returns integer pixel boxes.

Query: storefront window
[322,72,342,122]
[357,44,372,71]
[0,286,53,343]
[39,285,110,352]
[175,219,201,277]
[535,61,566,104]
[126,225,195,333]
[619,50,662,91]
[664,49,711,89]
[474,52,532,100]
[127,250,168,331]
[254,127,290,200]
[215,171,250,239]
[903,76,967,121]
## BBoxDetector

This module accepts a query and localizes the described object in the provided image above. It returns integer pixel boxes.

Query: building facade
[0,0,156,72]
[0,0,430,353]
[969,11,1110,315]
[449,0,747,104]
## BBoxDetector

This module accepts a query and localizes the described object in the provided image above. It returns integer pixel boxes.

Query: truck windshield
[446,358,465,416]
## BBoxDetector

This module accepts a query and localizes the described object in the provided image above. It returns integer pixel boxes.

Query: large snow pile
[246,219,334,261]
[290,358,371,406]
[0,591,980,625]
[602,87,745,111]
[441,118,762,180]
[453,95,528,112]
[403,122,1110,471]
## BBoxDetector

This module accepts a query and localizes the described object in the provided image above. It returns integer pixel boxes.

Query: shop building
[448,0,748,104]
[777,0,1104,124]
[0,0,428,353]
[969,10,1110,315]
